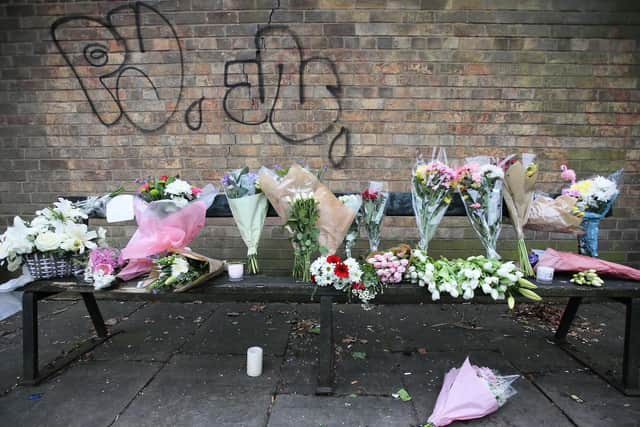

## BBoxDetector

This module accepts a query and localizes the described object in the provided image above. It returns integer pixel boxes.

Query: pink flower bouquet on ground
[426,357,519,427]
[117,175,218,281]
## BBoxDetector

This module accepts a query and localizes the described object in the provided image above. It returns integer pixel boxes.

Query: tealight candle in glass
[228,262,244,281]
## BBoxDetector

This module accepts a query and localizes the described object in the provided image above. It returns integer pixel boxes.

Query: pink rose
[191,186,202,196]
[95,263,114,275]
[470,203,481,209]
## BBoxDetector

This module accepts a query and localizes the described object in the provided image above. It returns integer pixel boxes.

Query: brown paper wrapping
[503,160,537,239]
[525,195,584,235]
[259,164,356,254]
[143,248,225,293]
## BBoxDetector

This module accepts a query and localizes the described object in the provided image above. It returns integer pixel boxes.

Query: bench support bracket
[555,296,639,396]
[22,291,113,385]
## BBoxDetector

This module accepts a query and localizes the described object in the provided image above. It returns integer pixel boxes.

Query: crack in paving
[106,303,220,427]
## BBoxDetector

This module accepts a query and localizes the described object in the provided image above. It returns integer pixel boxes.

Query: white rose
[34,231,62,252]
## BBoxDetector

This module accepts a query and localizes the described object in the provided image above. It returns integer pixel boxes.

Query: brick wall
[1,0,639,272]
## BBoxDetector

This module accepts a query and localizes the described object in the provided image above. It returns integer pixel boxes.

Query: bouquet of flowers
[221,167,268,274]
[500,153,538,276]
[310,254,378,304]
[561,167,623,257]
[338,194,363,258]
[285,192,321,282]
[536,248,640,281]
[74,186,125,217]
[362,182,389,252]
[366,251,409,285]
[84,247,124,290]
[0,198,106,278]
[525,193,584,234]
[411,149,455,252]
[407,250,541,308]
[456,157,504,259]
[137,175,202,207]
[146,249,224,293]
[118,175,218,280]
[426,357,519,427]
[258,163,357,260]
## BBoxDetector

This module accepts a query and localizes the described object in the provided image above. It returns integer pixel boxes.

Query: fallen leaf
[392,388,412,402]
[352,351,367,360]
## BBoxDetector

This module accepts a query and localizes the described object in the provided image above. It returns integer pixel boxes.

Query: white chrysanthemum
[165,179,193,197]
[479,164,504,180]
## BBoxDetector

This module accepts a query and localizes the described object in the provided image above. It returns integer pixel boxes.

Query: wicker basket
[24,253,84,280]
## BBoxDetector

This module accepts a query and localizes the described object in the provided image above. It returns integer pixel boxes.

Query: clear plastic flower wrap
[455,156,504,259]
[338,194,363,258]
[361,181,389,252]
[411,148,455,252]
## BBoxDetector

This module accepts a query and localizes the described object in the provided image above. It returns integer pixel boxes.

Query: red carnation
[361,189,378,201]
[334,262,350,279]
[326,254,341,264]
[352,282,365,291]
[159,175,169,181]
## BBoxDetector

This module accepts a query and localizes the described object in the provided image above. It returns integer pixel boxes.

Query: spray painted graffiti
[51,3,350,166]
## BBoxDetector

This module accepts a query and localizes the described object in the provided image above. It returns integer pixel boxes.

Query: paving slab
[92,302,214,362]
[0,301,143,394]
[267,394,418,427]
[182,303,293,356]
[0,360,159,427]
[0,299,79,336]
[533,370,640,427]
[401,351,574,426]
[335,304,528,354]
[113,354,280,427]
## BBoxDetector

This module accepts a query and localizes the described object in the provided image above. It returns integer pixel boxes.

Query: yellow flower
[571,180,593,196]
[415,165,428,182]
[525,163,538,178]
[443,195,451,204]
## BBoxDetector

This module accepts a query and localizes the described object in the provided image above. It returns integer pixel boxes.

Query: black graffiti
[51,1,184,132]
[328,127,349,168]
[185,96,205,131]
[223,25,350,165]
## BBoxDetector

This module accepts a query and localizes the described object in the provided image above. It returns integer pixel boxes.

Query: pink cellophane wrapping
[536,248,640,281]
[117,185,217,280]
[427,358,500,427]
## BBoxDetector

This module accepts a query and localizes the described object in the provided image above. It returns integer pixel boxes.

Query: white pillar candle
[536,266,554,284]
[228,263,244,281]
[247,346,263,377]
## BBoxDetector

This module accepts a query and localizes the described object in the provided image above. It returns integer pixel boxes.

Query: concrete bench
[18,193,634,396]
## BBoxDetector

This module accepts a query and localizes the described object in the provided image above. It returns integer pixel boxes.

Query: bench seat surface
[20,275,640,303]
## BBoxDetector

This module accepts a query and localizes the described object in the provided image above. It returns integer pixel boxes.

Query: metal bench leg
[81,293,108,338]
[316,296,334,395]
[22,291,39,383]
[623,298,639,391]
[554,297,582,342]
